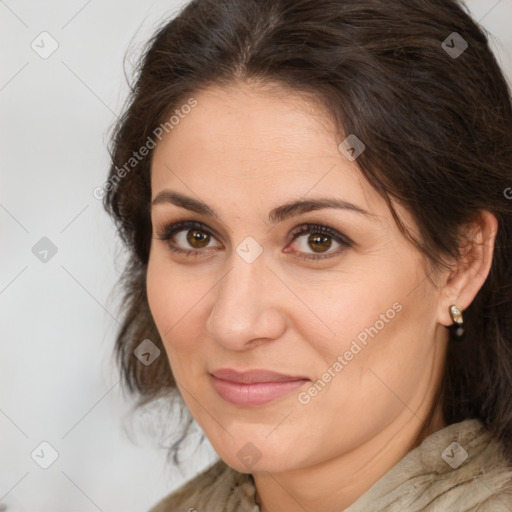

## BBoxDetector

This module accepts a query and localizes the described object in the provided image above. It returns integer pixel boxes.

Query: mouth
[209,368,310,407]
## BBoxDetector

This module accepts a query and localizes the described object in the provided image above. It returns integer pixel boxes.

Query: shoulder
[416,418,512,510]
[147,459,257,512]
[420,419,512,512]
[466,421,512,511]
[347,418,512,511]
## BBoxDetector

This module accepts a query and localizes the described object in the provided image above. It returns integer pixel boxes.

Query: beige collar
[149,419,512,512]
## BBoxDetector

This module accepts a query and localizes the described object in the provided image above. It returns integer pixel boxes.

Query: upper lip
[210,368,309,384]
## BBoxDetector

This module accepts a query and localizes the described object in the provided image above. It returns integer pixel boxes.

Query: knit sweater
[148,419,512,511]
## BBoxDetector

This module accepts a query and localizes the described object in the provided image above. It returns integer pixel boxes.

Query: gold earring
[449,304,464,337]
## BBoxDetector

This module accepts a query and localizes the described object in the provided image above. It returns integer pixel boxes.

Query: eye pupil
[309,233,332,253]
[187,229,210,248]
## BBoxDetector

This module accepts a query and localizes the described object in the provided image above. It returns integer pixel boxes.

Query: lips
[211,368,309,383]
[209,368,310,406]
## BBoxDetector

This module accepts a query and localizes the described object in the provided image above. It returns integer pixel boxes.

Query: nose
[205,252,287,351]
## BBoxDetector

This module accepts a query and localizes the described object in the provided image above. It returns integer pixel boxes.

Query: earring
[449,304,464,337]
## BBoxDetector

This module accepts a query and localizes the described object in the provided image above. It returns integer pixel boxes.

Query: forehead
[150,83,382,216]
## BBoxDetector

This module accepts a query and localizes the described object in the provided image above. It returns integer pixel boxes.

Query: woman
[103,0,512,510]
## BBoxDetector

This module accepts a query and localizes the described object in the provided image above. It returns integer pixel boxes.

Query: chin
[209,433,305,474]
[219,452,295,475]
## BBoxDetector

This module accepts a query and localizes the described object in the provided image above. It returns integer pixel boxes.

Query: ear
[437,210,498,327]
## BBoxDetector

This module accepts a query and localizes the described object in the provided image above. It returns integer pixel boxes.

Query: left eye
[288,224,351,260]
[293,232,340,253]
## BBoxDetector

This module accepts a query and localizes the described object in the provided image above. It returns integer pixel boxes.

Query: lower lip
[210,375,309,407]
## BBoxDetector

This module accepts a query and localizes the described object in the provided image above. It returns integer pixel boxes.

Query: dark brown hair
[104,0,512,464]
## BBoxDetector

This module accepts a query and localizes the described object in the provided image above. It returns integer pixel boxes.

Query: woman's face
[147,83,449,474]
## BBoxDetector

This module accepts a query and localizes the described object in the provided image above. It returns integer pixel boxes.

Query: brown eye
[187,229,210,248]
[156,220,221,255]
[289,223,352,261]
[308,233,332,253]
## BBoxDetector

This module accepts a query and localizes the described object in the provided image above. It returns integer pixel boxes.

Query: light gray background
[1,1,511,511]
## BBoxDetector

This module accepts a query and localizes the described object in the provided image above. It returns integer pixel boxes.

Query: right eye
[156,220,222,256]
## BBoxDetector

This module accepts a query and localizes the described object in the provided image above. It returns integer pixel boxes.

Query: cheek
[294,271,398,361]
[146,247,227,384]
[303,260,433,372]
[146,251,202,349]
[292,276,436,440]
[146,253,171,333]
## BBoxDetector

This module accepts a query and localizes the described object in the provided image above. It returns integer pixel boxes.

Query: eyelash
[155,220,352,261]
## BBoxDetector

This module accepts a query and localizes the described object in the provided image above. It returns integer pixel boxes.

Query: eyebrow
[151,190,373,224]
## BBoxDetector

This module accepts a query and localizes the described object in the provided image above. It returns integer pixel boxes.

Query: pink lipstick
[210,368,309,407]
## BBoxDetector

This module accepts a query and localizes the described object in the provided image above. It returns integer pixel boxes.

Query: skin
[146,82,498,512]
